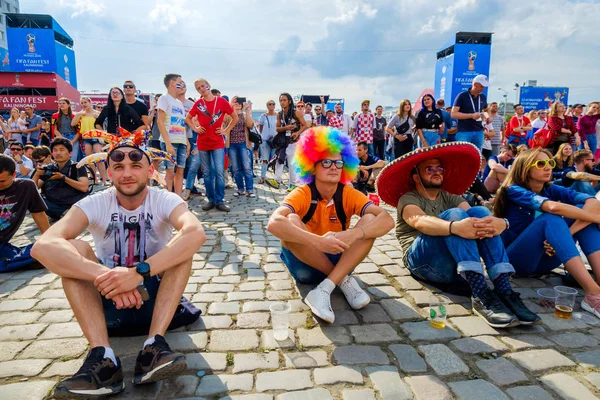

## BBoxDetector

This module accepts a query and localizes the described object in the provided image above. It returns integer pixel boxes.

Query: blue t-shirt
[482,155,514,182]
[26,114,43,141]
[501,184,592,247]
[453,89,487,132]
[440,109,453,139]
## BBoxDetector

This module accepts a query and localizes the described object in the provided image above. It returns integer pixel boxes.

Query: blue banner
[55,42,77,88]
[451,44,491,101]
[6,28,56,73]
[519,86,569,112]
[434,54,454,103]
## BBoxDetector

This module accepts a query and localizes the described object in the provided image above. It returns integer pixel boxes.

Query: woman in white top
[258,100,278,184]
[4,108,24,145]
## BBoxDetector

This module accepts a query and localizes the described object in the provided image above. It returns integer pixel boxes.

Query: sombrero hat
[375,142,481,206]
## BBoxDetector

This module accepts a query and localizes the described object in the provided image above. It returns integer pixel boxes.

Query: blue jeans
[508,136,527,146]
[29,138,39,146]
[406,206,515,284]
[367,143,375,155]
[228,142,254,192]
[506,212,600,275]
[184,134,201,190]
[199,148,225,204]
[455,130,484,150]
[260,142,275,178]
[280,246,341,284]
[62,133,81,162]
[43,196,71,220]
[0,243,36,272]
[418,131,440,148]
[581,134,598,154]
[569,181,598,196]
[160,142,187,169]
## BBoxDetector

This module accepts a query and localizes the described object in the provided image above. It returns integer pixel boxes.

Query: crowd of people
[0,72,599,398]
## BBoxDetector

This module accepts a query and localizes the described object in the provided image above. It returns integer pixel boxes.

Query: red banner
[0,95,58,109]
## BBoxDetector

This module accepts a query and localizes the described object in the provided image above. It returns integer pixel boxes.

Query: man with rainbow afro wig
[268,126,394,323]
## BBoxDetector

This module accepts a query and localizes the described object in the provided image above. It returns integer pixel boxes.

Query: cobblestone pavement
[1,180,600,399]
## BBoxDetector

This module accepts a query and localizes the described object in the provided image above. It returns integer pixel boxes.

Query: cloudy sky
[21,0,600,112]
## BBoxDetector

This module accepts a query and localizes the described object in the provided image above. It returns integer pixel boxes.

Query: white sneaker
[305,285,335,323]
[339,275,370,310]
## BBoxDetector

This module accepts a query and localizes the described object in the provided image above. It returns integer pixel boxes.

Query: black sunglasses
[109,149,146,163]
[10,147,23,151]
[123,84,135,89]
[319,159,344,169]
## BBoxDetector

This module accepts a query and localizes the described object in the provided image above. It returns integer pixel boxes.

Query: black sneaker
[54,347,124,399]
[495,289,542,325]
[472,291,519,328]
[133,335,187,385]
[216,204,230,212]
[202,202,216,211]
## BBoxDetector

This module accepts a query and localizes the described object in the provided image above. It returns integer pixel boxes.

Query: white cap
[472,74,489,87]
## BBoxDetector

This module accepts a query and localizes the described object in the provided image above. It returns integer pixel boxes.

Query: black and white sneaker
[133,335,187,385]
[53,347,124,399]
[495,289,542,325]
[472,291,519,328]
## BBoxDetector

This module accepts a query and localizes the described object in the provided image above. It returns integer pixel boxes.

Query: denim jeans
[569,181,598,196]
[43,196,70,220]
[406,206,515,284]
[160,142,187,169]
[508,136,527,146]
[455,130,484,150]
[506,212,600,275]
[184,135,201,190]
[367,143,374,156]
[199,148,225,204]
[280,246,340,284]
[418,131,440,148]
[62,133,81,162]
[228,142,254,192]
[260,142,275,179]
[581,134,598,154]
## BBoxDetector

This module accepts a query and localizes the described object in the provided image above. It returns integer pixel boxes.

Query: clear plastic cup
[537,288,558,310]
[429,295,450,329]
[270,301,291,341]
[554,286,578,319]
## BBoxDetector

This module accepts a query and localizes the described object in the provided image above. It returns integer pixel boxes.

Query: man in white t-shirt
[158,73,188,197]
[32,144,206,398]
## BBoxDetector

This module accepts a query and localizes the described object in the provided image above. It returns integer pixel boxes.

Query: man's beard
[114,179,147,197]
[584,164,594,173]
[422,176,443,189]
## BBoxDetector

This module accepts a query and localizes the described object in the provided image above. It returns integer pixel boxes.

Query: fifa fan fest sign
[519,86,569,112]
[434,32,492,103]
[6,28,55,73]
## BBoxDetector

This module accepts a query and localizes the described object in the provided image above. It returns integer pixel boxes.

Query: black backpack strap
[334,183,347,231]
[302,181,320,225]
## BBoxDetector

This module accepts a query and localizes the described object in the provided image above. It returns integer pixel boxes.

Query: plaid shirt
[354,113,375,143]
[328,114,344,129]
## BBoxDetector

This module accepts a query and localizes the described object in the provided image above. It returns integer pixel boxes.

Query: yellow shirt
[80,115,96,135]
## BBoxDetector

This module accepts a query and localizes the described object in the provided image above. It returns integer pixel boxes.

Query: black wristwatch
[136,262,151,282]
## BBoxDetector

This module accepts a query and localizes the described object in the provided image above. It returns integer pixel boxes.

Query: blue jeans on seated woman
[406,206,515,284]
[506,212,600,276]
[228,142,254,193]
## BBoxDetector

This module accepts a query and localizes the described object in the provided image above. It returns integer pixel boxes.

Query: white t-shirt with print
[483,122,493,150]
[157,93,187,145]
[75,187,185,268]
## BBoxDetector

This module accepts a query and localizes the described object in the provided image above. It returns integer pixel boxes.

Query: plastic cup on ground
[270,301,291,340]
[429,295,450,329]
[554,286,578,319]
[537,288,558,310]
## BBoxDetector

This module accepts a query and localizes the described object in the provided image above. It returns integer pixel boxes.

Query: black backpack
[301,182,347,231]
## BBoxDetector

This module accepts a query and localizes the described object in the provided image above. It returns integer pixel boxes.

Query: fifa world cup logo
[468,50,477,71]
[26,33,36,52]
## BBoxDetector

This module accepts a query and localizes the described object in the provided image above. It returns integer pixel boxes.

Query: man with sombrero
[268,126,394,323]
[376,142,539,328]
[32,127,206,398]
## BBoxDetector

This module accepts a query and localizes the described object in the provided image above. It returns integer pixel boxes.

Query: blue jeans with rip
[199,148,225,204]
[418,131,440,148]
[406,206,515,284]
[185,134,201,190]
[455,130,484,150]
[580,134,598,154]
[260,142,275,179]
[506,212,600,276]
[228,142,254,192]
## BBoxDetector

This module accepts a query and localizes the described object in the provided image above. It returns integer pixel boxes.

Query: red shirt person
[506,104,531,146]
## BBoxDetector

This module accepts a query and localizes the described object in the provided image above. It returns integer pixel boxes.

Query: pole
[503,95,507,117]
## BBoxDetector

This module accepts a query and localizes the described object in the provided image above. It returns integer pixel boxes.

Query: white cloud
[148,0,201,32]
[57,0,104,18]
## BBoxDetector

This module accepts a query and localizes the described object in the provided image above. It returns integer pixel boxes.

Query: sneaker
[287,184,296,193]
[581,294,600,319]
[182,189,191,201]
[247,192,256,198]
[339,275,370,310]
[233,191,244,197]
[265,179,280,189]
[304,284,335,323]
[202,202,216,211]
[472,291,519,328]
[53,347,124,399]
[216,204,231,212]
[495,290,541,325]
[133,335,187,385]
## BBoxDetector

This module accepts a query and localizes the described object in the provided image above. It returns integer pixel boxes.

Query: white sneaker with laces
[339,275,370,310]
[305,284,335,323]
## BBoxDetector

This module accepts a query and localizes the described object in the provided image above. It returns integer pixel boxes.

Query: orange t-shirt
[282,184,373,236]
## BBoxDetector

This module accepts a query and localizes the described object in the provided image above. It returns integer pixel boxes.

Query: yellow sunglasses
[530,159,556,169]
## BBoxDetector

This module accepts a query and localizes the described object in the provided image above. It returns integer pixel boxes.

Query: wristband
[503,218,510,230]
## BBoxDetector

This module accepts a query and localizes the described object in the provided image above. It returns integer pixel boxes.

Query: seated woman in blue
[494,148,600,319]
[551,142,573,186]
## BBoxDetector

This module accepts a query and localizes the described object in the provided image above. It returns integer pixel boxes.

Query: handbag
[248,127,262,146]
[395,118,410,135]
[271,132,289,149]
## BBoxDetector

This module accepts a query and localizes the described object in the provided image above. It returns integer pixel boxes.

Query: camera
[236,97,246,105]
[40,163,59,180]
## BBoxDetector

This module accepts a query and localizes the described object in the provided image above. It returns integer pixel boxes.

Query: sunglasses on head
[319,159,345,169]
[530,159,556,169]
[109,149,146,163]
[123,84,135,89]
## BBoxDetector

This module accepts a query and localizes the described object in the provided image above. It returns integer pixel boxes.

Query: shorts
[160,142,187,169]
[102,275,201,337]
[484,175,501,194]
[280,246,341,284]
[84,139,101,145]
[149,139,161,150]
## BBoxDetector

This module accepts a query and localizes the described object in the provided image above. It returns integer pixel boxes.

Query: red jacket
[548,115,577,144]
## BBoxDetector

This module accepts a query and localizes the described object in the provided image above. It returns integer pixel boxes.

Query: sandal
[233,191,244,197]
[247,192,256,198]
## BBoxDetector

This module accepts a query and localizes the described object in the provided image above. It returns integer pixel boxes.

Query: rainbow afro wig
[293,126,359,185]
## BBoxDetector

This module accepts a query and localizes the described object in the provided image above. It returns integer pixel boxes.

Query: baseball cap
[573,103,584,108]
[362,99,370,105]
[472,74,489,87]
